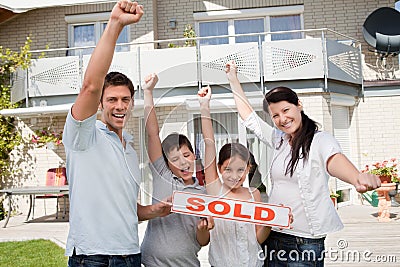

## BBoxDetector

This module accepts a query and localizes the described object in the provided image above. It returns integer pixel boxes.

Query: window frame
[194,5,304,44]
[65,12,130,54]
[189,108,268,188]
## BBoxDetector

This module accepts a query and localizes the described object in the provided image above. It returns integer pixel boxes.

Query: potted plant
[362,158,399,184]
[31,127,63,148]
[330,191,340,207]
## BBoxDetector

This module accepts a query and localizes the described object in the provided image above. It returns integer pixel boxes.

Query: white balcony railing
[11,29,363,105]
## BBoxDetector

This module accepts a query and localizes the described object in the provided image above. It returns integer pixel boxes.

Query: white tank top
[208,187,263,267]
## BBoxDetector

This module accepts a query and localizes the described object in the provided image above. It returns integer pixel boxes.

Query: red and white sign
[172,191,291,228]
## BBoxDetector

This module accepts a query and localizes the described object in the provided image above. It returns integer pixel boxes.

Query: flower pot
[331,197,337,208]
[379,175,392,184]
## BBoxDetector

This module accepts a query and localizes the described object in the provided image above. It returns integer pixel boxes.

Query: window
[234,18,265,43]
[71,24,95,55]
[199,21,229,45]
[66,13,129,55]
[193,112,239,160]
[270,15,302,40]
[195,5,303,45]
[332,105,352,206]
[191,110,270,189]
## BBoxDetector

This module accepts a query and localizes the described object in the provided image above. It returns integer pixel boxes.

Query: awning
[0,0,114,13]
[0,96,190,118]
[0,103,73,118]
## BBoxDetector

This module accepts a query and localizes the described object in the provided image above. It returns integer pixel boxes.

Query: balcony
[9,29,364,110]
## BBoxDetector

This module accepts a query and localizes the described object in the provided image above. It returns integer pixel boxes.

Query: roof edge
[0,1,114,14]
[0,103,73,118]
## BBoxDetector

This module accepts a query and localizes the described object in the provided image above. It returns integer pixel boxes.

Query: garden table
[0,185,69,228]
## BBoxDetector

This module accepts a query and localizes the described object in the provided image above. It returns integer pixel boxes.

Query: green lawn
[0,239,68,267]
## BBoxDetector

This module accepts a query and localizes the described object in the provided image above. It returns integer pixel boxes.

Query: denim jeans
[262,231,325,267]
[68,252,141,267]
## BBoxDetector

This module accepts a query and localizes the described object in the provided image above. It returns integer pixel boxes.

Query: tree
[0,37,33,179]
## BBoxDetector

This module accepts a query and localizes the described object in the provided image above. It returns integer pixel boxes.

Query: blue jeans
[68,252,141,267]
[262,231,325,267]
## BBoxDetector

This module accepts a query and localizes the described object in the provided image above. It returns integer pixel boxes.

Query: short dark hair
[101,72,135,102]
[161,133,194,164]
[217,142,250,167]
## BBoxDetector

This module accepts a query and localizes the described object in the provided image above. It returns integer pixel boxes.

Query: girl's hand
[197,85,212,106]
[289,210,294,226]
[197,215,214,232]
[277,204,294,230]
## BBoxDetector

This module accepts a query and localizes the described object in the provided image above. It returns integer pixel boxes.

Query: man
[63,1,170,266]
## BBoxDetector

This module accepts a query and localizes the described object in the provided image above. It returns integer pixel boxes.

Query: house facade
[0,0,399,215]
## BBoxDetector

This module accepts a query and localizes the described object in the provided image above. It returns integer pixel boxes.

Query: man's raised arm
[72,0,144,121]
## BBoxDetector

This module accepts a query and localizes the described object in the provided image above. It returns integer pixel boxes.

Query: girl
[225,61,380,266]
[198,86,270,267]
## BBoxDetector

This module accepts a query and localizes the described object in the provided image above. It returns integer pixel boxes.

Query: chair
[34,167,68,219]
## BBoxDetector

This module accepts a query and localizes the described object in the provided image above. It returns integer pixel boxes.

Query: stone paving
[1,204,400,266]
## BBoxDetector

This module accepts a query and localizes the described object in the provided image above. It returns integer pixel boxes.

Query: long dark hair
[263,87,318,176]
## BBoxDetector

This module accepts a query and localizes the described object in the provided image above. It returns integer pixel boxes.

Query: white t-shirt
[243,111,344,237]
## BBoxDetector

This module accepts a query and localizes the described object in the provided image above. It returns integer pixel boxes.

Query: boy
[141,74,213,266]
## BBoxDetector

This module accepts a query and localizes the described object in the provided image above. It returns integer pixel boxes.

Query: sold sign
[172,191,291,228]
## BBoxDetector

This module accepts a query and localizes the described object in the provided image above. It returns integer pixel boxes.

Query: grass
[0,239,68,267]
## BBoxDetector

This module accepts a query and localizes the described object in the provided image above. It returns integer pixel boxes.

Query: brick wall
[303,0,396,66]
[356,95,400,167]
[0,1,154,53]
[1,1,396,67]
[156,0,397,69]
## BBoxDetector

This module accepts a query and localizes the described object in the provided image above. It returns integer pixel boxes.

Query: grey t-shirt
[141,157,206,267]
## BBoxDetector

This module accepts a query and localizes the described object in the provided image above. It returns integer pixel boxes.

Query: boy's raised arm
[143,73,162,163]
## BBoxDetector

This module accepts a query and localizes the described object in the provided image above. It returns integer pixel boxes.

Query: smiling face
[218,156,250,189]
[268,100,303,139]
[166,144,196,184]
[100,85,133,137]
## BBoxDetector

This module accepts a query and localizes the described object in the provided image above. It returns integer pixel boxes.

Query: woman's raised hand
[225,60,239,82]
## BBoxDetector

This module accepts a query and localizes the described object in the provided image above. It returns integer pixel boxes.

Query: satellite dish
[362,7,400,57]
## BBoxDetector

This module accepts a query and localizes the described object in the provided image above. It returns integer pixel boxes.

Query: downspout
[321,29,328,91]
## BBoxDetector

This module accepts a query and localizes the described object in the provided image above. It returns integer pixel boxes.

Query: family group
[63,1,381,267]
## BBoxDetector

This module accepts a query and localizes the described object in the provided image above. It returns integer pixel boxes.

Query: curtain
[199,21,229,45]
[270,15,302,41]
[234,18,264,43]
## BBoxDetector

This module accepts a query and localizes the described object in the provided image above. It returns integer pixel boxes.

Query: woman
[225,61,380,266]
